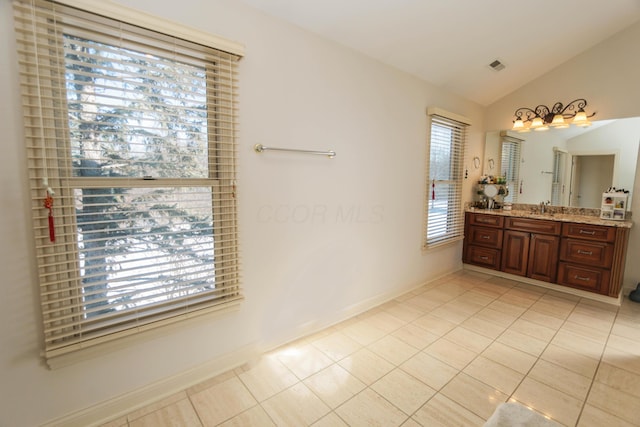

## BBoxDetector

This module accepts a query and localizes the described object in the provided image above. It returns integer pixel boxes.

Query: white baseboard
[42,343,260,427]
[463,264,622,306]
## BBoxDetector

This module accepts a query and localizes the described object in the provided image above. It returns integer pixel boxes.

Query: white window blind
[13,0,242,361]
[424,113,468,248]
[500,135,522,203]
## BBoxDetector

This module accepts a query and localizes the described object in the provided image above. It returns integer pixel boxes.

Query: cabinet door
[502,230,530,276]
[528,234,560,283]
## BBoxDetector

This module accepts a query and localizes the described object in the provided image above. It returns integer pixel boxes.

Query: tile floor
[101,271,640,427]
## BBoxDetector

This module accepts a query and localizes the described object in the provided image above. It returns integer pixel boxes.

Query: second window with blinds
[424,109,470,248]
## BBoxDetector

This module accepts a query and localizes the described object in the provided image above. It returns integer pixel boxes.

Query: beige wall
[0,0,484,425]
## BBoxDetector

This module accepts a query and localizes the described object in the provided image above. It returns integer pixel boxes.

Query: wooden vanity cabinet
[558,223,629,296]
[463,212,504,270]
[501,218,560,283]
[463,212,630,297]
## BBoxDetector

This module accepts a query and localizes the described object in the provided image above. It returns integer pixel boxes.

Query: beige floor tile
[474,306,519,327]
[463,356,524,395]
[510,318,557,342]
[127,392,187,422]
[404,293,443,312]
[98,416,128,427]
[371,368,436,415]
[586,381,640,425]
[361,310,407,333]
[400,418,423,427]
[441,373,508,419]
[236,355,299,402]
[480,302,523,323]
[311,330,362,362]
[443,326,492,353]
[595,362,640,398]
[367,334,419,365]
[529,296,576,317]
[261,382,330,426]
[607,333,640,354]
[412,313,457,336]
[567,306,616,332]
[540,344,600,379]
[497,290,539,309]
[190,376,257,426]
[335,388,408,427]
[392,323,439,349]
[460,315,507,340]
[511,377,583,426]
[551,329,605,360]
[382,301,425,323]
[311,412,349,427]
[602,343,640,376]
[338,347,395,385]
[454,289,498,307]
[519,309,565,330]
[217,405,275,427]
[400,351,459,390]
[482,342,537,375]
[497,329,548,357]
[303,364,366,408]
[611,318,640,342]
[412,393,486,427]
[528,359,592,400]
[340,319,388,346]
[577,403,636,427]
[129,399,201,427]
[425,337,478,370]
[275,342,334,380]
[560,320,609,343]
[430,303,474,324]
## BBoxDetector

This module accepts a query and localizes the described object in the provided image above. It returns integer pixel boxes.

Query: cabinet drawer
[464,245,501,270]
[505,217,561,235]
[562,223,615,242]
[557,262,610,294]
[467,213,504,228]
[467,226,503,249]
[560,239,614,268]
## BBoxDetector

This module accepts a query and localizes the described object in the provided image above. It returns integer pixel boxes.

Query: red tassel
[48,212,55,242]
[44,193,55,243]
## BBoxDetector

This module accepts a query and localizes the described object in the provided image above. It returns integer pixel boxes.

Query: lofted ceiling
[238,0,640,106]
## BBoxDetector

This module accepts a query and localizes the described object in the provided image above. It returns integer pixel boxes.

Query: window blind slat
[14,0,242,362]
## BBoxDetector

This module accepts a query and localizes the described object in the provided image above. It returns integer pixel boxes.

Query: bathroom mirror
[484,117,640,208]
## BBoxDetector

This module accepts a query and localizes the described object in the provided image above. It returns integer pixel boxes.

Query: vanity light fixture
[511,99,595,133]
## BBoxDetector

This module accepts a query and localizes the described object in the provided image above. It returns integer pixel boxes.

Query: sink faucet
[540,201,550,213]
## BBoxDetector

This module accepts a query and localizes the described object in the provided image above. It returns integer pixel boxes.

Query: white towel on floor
[483,403,562,427]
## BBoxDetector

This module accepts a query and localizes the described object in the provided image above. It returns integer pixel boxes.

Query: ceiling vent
[488,59,506,72]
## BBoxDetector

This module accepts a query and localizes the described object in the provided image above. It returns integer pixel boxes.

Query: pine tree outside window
[13,0,243,365]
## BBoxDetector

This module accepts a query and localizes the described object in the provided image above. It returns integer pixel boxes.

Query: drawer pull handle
[479,256,489,260]
[579,230,596,235]
[574,275,591,282]
[481,235,491,239]
[577,250,593,255]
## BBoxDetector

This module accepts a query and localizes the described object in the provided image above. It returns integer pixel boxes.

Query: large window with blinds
[500,135,522,203]
[13,0,242,362]
[424,111,469,248]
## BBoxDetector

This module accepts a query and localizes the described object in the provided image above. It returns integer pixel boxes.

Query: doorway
[569,154,615,208]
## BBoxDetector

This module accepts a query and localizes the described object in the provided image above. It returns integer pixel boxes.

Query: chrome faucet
[540,201,550,213]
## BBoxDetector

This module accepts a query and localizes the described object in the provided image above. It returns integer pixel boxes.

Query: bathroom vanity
[463,208,631,298]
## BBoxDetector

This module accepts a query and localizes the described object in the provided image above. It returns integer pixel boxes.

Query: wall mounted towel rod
[254,144,336,158]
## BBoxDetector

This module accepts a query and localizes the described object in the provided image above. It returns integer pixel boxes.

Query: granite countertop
[465,206,633,228]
